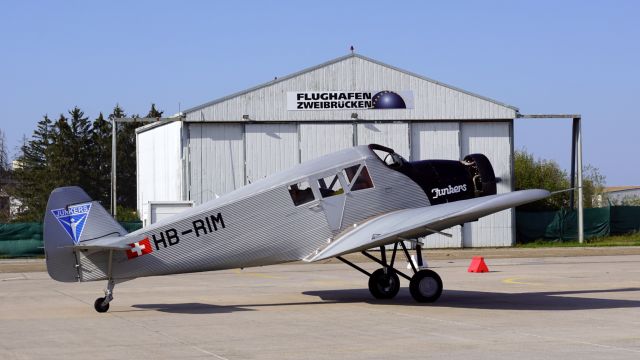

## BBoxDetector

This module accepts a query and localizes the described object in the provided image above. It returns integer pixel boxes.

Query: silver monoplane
[44,144,548,312]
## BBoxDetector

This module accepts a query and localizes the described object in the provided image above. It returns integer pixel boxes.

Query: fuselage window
[288,181,315,206]
[317,174,344,198]
[343,165,374,191]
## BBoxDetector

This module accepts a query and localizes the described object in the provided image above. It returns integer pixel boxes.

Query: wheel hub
[419,277,438,297]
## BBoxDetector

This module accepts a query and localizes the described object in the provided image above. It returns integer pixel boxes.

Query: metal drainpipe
[576,117,584,243]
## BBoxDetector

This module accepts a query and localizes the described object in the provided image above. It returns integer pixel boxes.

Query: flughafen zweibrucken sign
[287,91,414,110]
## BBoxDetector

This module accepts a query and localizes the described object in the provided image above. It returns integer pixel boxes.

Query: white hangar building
[136,53,521,248]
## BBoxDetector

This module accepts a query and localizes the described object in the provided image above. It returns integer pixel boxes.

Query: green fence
[516,206,640,243]
[0,223,44,257]
[0,221,142,257]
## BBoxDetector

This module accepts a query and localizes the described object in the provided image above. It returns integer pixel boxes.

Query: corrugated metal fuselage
[79,148,429,282]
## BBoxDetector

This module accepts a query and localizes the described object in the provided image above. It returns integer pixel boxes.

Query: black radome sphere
[372,91,406,109]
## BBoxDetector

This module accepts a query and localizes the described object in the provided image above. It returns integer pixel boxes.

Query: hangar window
[342,165,374,191]
[288,181,315,206]
[317,174,344,198]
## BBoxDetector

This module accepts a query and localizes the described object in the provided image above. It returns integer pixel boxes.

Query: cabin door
[320,195,346,231]
[315,173,348,231]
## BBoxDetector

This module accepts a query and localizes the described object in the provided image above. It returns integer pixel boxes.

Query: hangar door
[245,124,299,183]
[188,123,244,205]
[461,122,513,247]
[357,123,410,158]
[411,122,463,248]
[299,123,354,162]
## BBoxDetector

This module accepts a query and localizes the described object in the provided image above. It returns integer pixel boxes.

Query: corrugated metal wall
[185,55,516,122]
[136,121,184,224]
[188,123,244,204]
[411,122,460,161]
[299,123,354,162]
[410,122,463,248]
[461,122,514,247]
[356,123,410,158]
[245,124,299,184]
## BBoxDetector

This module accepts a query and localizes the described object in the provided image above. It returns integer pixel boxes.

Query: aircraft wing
[304,189,549,262]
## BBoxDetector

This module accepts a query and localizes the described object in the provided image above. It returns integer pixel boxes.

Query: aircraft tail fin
[44,186,127,282]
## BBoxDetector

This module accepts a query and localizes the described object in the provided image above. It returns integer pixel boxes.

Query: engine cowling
[367,144,498,205]
[390,154,498,205]
[463,154,497,198]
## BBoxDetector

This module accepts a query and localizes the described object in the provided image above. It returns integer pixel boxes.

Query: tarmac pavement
[1,254,639,359]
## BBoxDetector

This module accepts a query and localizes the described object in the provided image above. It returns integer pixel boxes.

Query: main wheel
[409,269,443,303]
[368,268,400,299]
[94,297,110,313]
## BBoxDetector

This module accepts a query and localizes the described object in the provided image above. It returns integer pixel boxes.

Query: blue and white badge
[51,203,92,244]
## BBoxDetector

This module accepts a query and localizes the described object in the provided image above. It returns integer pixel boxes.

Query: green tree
[115,104,162,211]
[614,195,640,206]
[0,129,12,222]
[13,103,162,222]
[13,115,55,221]
[47,108,93,191]
[88,113,112,207]
[581,164,605,208]
[0,128,8,174]
[514,149,605,211]
[14,108,98,221]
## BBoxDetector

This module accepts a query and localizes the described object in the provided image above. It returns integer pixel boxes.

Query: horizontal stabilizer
[72,236,131,251]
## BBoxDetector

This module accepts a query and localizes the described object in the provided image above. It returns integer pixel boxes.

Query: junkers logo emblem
[431,184,467,199]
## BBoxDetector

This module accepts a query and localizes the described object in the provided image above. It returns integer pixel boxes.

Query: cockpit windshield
[368,144,407,169]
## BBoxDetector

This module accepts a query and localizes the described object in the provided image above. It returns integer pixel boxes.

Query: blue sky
[1,0,638,185]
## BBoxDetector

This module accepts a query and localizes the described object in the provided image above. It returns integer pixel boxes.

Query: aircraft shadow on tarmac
[304,287,640,311]
[130,287,640,314]
[131,303,254,314]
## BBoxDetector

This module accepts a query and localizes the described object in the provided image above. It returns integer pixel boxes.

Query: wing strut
[335,256,370,277]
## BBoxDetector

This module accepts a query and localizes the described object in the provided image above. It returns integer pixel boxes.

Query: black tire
[409,269,443,303]
[368,268,400,299]
[94,297,110,313]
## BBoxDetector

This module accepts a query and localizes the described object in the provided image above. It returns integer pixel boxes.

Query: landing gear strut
[94,278,114,313]
[94,250,115,313]
[337,241,443,303]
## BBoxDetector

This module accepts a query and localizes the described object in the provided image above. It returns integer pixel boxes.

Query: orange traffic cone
[468,256,489,273]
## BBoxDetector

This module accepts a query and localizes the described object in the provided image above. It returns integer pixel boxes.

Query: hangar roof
[184,53,518,121]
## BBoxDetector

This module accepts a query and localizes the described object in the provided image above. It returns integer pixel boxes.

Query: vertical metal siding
[410,122,460,160]
[136,121,183,222]
[188,123,244,205]
[185,57,517,122]
[245,124,299,183]
[299,123,354,162]
[410,122,463,248]
[356,123,410,158]
[461,122,513,247]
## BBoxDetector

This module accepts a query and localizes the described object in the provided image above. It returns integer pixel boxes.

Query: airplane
[44,144,549,312]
